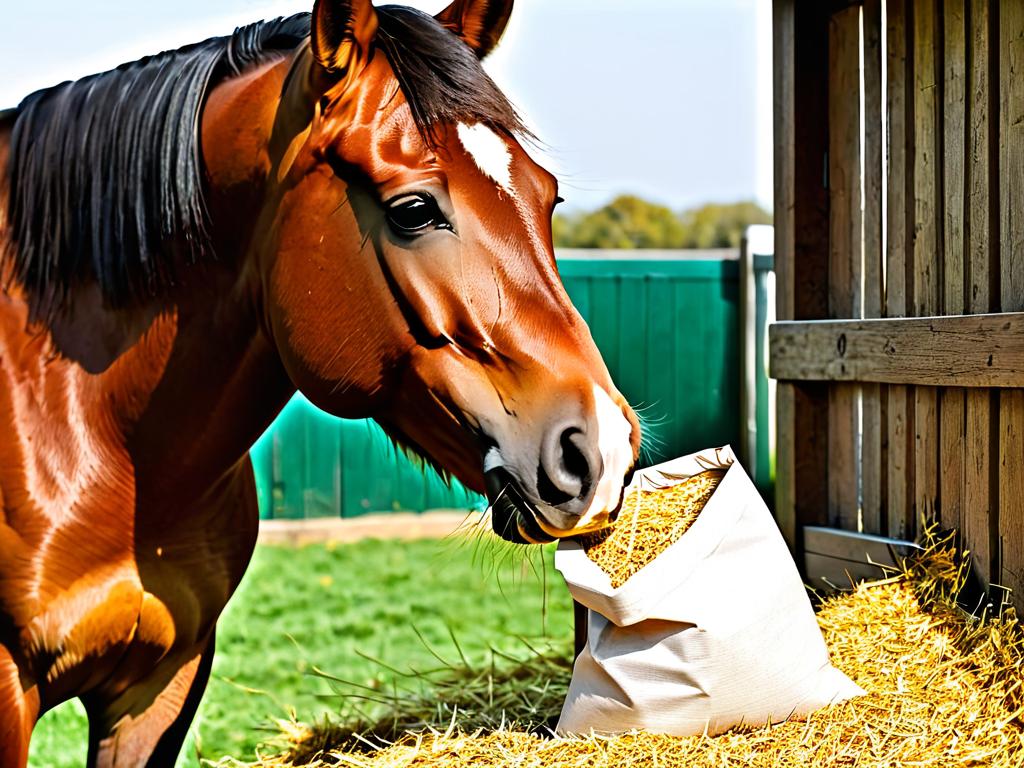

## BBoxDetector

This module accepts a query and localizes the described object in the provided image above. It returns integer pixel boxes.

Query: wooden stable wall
[772,0,1024,608]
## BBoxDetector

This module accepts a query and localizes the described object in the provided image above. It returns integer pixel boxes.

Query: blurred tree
[554,195,686,249]
[553,197,771,249]
[678,201,772,248]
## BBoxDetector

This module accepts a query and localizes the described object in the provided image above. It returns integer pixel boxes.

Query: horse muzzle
[483,464,630,545]
[479,385,638,544]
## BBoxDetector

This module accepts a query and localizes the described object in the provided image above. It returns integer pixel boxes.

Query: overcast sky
[0,0,772,212]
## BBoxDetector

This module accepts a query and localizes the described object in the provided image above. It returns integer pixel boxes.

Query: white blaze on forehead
[577,385,635,529]
[457,122,513,192]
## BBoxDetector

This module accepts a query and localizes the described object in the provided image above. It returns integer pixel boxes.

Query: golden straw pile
[231,541,1024,768]
[581,470,724,588]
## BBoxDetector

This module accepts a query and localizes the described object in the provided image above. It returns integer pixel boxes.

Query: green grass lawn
[29,532,573,767]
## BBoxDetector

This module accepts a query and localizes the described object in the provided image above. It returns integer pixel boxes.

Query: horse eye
[385,194,448,237]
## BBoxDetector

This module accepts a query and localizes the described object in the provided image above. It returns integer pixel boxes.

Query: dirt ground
[256,510,481,546]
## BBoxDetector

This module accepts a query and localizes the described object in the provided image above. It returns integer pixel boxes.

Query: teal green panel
[614,276,648,409]
[754,267,773,495]
[671,278,702,455]
[339,419,376,517]
[278,402,309,519]
[250,428,274,519]
[561,276,592,324]
[557,258,739,281]
[587,278,620,379]
[643,277,676,462]
[300,405,341,517]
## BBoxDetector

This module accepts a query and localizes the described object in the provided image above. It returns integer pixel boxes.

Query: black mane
[4,7,525,313]
[4,14,310,312]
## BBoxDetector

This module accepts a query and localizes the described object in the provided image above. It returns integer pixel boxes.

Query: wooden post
[999,1,1024,609]
[964,0,997,588]
[827,5,863,532]
[886,0,916,540]
[773,0,831,556]
[912,0,941,531]
[941,0,967,538]
[862,0,886,535]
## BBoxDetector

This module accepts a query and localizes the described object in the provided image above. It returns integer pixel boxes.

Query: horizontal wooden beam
[769,312,1024,387]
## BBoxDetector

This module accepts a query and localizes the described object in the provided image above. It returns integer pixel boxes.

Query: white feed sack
[555,446,864,736]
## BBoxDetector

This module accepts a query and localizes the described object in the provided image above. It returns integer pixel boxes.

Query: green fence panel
[753,253,775,495]
[253,255,741,519]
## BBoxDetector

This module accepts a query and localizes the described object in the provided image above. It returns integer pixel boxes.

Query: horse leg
[85,630,215,768]
[0,644,38,768]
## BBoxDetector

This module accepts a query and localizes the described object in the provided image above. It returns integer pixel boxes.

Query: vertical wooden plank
[913,0,941,531]
[943,0,967,316]
[828,6,862,531]
[773,0,831,551]
[999,1,1024,611]
[941,0,967,536]
[999,3,1024,304]
[886,0,916,539]
[645,278,674,462]
[939,390,965,532]
[773,0,796,548]
[863,0,885,534]
[965,389,994,582]
[999,393,1024,610]
[964,0,995,587]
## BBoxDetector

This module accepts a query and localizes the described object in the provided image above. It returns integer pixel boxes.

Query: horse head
[256,0,641,543]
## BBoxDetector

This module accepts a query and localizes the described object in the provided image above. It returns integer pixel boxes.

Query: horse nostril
[537,426,594,509]
[560,428,591,488]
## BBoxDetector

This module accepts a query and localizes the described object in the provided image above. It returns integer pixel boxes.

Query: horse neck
[126,54,309,507]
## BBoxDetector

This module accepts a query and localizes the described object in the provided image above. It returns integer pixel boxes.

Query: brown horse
[0,1,640,764]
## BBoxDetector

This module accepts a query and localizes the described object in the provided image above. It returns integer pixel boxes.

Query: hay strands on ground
[226,535,1024,768]
[240,628,573,766]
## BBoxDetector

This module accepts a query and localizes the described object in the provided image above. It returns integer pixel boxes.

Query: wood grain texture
[999,2,1024,610]
[913,0,941,529]
[782,2,832,547]
[940,387,966,533]
[770,313,1024,387]
[944,0,968,318]
[965,388,994,584]
[773,0,795,325]
[968,0,996,316]
[829,6,864,321]
[914,0,942,319]
[863,0,885,534]
[775,384,797,549]
[886,0,914,538]
[999,390,1024,608]
[1000,2,1024,307]
[940,0,967,534]
[963,0,996,586]
[887,385,914,540]
[827,6,862,532]
[773,0,796,549]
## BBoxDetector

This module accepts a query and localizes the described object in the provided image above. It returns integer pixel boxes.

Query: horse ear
[435,0,514,59]
[311,0,379,75]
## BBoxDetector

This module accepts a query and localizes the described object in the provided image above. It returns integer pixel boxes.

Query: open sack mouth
[483,467,556,544]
